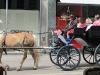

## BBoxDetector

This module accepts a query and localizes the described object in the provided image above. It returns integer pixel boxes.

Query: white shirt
[86,24,93,31]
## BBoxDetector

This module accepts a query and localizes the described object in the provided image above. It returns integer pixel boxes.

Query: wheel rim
[57,45,80,71]
[95,45,100,66]
[49,49,59,65]
[83,47,96,64]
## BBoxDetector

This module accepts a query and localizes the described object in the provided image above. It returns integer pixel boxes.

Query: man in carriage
[62,13,78,39]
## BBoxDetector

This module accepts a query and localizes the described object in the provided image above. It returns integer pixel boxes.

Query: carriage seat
[88,26,100,44]
[74,27,86,38]
[88,26,100,37]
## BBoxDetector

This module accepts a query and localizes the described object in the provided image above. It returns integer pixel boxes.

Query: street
[1,52,98,75]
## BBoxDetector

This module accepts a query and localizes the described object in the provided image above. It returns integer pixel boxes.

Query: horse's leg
[0,49,3,64]
[0,49,10,70]
[16,50,27,71]
[29,50,38,70]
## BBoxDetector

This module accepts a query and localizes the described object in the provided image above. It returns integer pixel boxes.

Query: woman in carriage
[67,18,93,37]
[85,14,100,32]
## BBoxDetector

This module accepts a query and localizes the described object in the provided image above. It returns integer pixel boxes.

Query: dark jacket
[65,19,77,31]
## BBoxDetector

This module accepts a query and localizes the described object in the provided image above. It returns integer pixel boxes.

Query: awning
[60,0,100,5]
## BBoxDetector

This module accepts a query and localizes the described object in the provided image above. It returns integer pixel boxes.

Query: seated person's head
[85,18,92,24]
[77,18,81,23]
[70,12,76,20]
[77,18,82,28]
[94,14,100,21]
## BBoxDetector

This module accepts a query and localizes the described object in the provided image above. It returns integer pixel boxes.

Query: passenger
[78,18,92,29]
[83,18,93,36]
[77,18,82,28]
[84,14,100,31]
[62,12,77,38]
[67,18,91,39]
[85,18,93,31]
[54,29,68,45]
[93,14,100,26]
[67,18,82,39]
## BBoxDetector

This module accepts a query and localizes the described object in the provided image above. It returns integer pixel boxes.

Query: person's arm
[85,24,92,31]
[67,20,77,30]
[65,23,69,29]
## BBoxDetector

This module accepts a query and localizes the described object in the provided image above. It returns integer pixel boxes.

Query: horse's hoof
[5,66,10,71]
[16,68,21,71]
[33,68,37,70]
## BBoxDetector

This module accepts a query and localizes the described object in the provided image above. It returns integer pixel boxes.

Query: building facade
[56,0,100,30]
[0,0,40,44]
[0,0,56,46]
[1,0,100,46]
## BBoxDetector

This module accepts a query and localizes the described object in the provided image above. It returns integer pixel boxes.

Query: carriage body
[50,26,100,71]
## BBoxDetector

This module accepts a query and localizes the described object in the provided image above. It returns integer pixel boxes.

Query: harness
[22,32,28,46]
[2,31,28,54]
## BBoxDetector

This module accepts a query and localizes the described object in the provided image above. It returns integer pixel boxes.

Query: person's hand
[83,33,86,36]
[62,29,67,31]
[62,29,65,31]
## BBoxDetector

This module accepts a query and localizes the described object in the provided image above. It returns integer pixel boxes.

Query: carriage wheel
[94,45,100,66]
[57,45,81,71]
[49,49,59,65]
[83,46,96,64]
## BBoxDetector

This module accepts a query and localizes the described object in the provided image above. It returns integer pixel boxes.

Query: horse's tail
[33,34,40,62]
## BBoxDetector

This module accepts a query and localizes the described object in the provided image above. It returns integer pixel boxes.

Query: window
[29,0,36,10]
[4,0,12,9]
[17,0,24,9]
[0,0,40,10]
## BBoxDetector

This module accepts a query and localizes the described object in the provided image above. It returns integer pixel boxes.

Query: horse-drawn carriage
[49,26,100,71]
[1,26,100,71]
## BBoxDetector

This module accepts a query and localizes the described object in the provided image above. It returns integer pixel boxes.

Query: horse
[0,31,40,71]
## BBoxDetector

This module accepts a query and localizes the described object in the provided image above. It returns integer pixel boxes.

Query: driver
[62,13,77,38]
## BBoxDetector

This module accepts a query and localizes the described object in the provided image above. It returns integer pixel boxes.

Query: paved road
[1,52,98,75]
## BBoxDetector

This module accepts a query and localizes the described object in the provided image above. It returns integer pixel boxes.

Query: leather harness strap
[22,32,28,46]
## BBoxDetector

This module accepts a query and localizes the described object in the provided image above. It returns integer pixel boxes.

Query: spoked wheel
[49,49,59,65]
[95,45,100,66]
[83,46,96,64]
[57,45,81,71]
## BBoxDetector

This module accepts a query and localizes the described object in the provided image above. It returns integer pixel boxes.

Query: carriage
[49,26,100,71]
